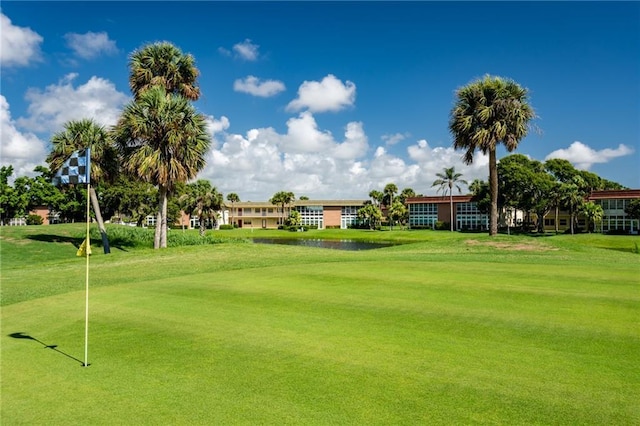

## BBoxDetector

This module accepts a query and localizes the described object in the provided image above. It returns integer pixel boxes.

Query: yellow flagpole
[84,182,91,367]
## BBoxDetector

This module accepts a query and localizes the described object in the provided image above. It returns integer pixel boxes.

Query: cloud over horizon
[198,113,490,201]
[0,95,47,178]
[64,31,118,59]
[234,39,259,61]
[0,13,43,67]
[287,74,356,113]
[545,141,634,170]
[16,73,129,133]
[233,76,285,97]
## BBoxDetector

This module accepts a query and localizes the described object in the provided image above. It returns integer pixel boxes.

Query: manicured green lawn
[1,225,639,424]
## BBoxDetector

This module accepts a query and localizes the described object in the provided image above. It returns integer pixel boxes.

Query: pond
[251,238,398,251]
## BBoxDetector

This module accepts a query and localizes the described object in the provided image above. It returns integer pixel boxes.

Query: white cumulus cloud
[233,76,285,97]
[286,74,356,113]
[16,73,129,133]
[233,39,260,61]
[0,95,47,178]
[0,13,43,67]
[195,112,490,201]
[382,132,410,146]
[64,31,118,59]
[545,141,634,170]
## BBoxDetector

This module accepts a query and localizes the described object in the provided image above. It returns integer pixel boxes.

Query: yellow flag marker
[77,238,92,257]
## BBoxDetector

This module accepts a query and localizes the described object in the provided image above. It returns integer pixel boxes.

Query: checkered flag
[53,148,91,186]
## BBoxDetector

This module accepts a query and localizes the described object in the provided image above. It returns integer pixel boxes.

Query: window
[544,218,555,226]
[455,202,488,231]
[341,206,361,229]
[409,203,438,227]
[295,205,323,227]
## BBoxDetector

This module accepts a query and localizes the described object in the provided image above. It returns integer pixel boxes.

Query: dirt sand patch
[465,239,558,251]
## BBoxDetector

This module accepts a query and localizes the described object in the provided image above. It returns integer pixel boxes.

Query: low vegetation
[1,224,638,424]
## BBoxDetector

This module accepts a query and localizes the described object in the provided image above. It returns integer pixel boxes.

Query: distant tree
[581,201,604,233]
[369,189,383,207]
[382,183,398,207]
[286,210,302,227]
[432,167,467,231]
[498,155,555,233]
[624,199,640,220]
[0,166,22,225]
[387,200,408,230]
[299,195,309,200]
[545,158,578,183]
[181,180,224,236]
[450,75,535,236]
[102,176,158,226]
[397,187,416,205]
[226,192,240,227]
[469,179,491,215]
[269,191,295,226]
[559,176,587,234]
[358,203,382,230]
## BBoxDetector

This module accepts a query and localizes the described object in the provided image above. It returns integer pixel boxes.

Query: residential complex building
[406,195,490,231]
[16,190,640,235]
[228,200,367,229]
[590,190,640,234]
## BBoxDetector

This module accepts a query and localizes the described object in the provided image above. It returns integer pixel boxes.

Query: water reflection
[251,238,396,251]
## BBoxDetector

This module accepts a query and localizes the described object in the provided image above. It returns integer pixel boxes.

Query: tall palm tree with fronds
[449,75,535,236]
[432,166,467,231]
[129,41,200,101]
[226,192,240,227]
[114,85,210,248]
[181,180,224,236]
[369,190,383,207]
[269,191,295,226]
[48,119,118,253]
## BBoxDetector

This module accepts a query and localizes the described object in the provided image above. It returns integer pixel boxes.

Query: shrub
[434,221,450,231]
[26,214,43,225]
[219,224,234,230]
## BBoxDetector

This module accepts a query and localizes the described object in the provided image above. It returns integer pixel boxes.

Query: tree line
[1,46,636,242]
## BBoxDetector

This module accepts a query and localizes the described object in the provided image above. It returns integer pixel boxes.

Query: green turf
[1,225,639,424]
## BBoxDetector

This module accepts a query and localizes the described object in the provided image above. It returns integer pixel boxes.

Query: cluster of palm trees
[48,60,539,241]
[48,42,210,249]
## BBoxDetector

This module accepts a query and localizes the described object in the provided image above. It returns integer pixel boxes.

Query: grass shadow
[8,332,86,366]
[26,233,129,252]
[26,234,84,246]
[596,246,638,254]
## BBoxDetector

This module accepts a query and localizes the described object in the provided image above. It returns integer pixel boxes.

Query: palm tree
[580,201,603,233]
[398,187,416,205]
[382,183,398,207]
[226,192,240,227]
[181,180,224,236]
[129,42,200,100]
[114,86,210,248]
[449,75,535,236]
[369,190,383,207]
[48,119,118,253]
[559,178,586,235]
[358,203,382,230]
[432,167,467,231]
[269,191,295,226]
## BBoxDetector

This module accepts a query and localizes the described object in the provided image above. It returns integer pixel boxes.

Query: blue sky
[1,1,638,201]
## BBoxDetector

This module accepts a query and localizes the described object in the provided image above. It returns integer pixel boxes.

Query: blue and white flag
[53,148,91,186]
